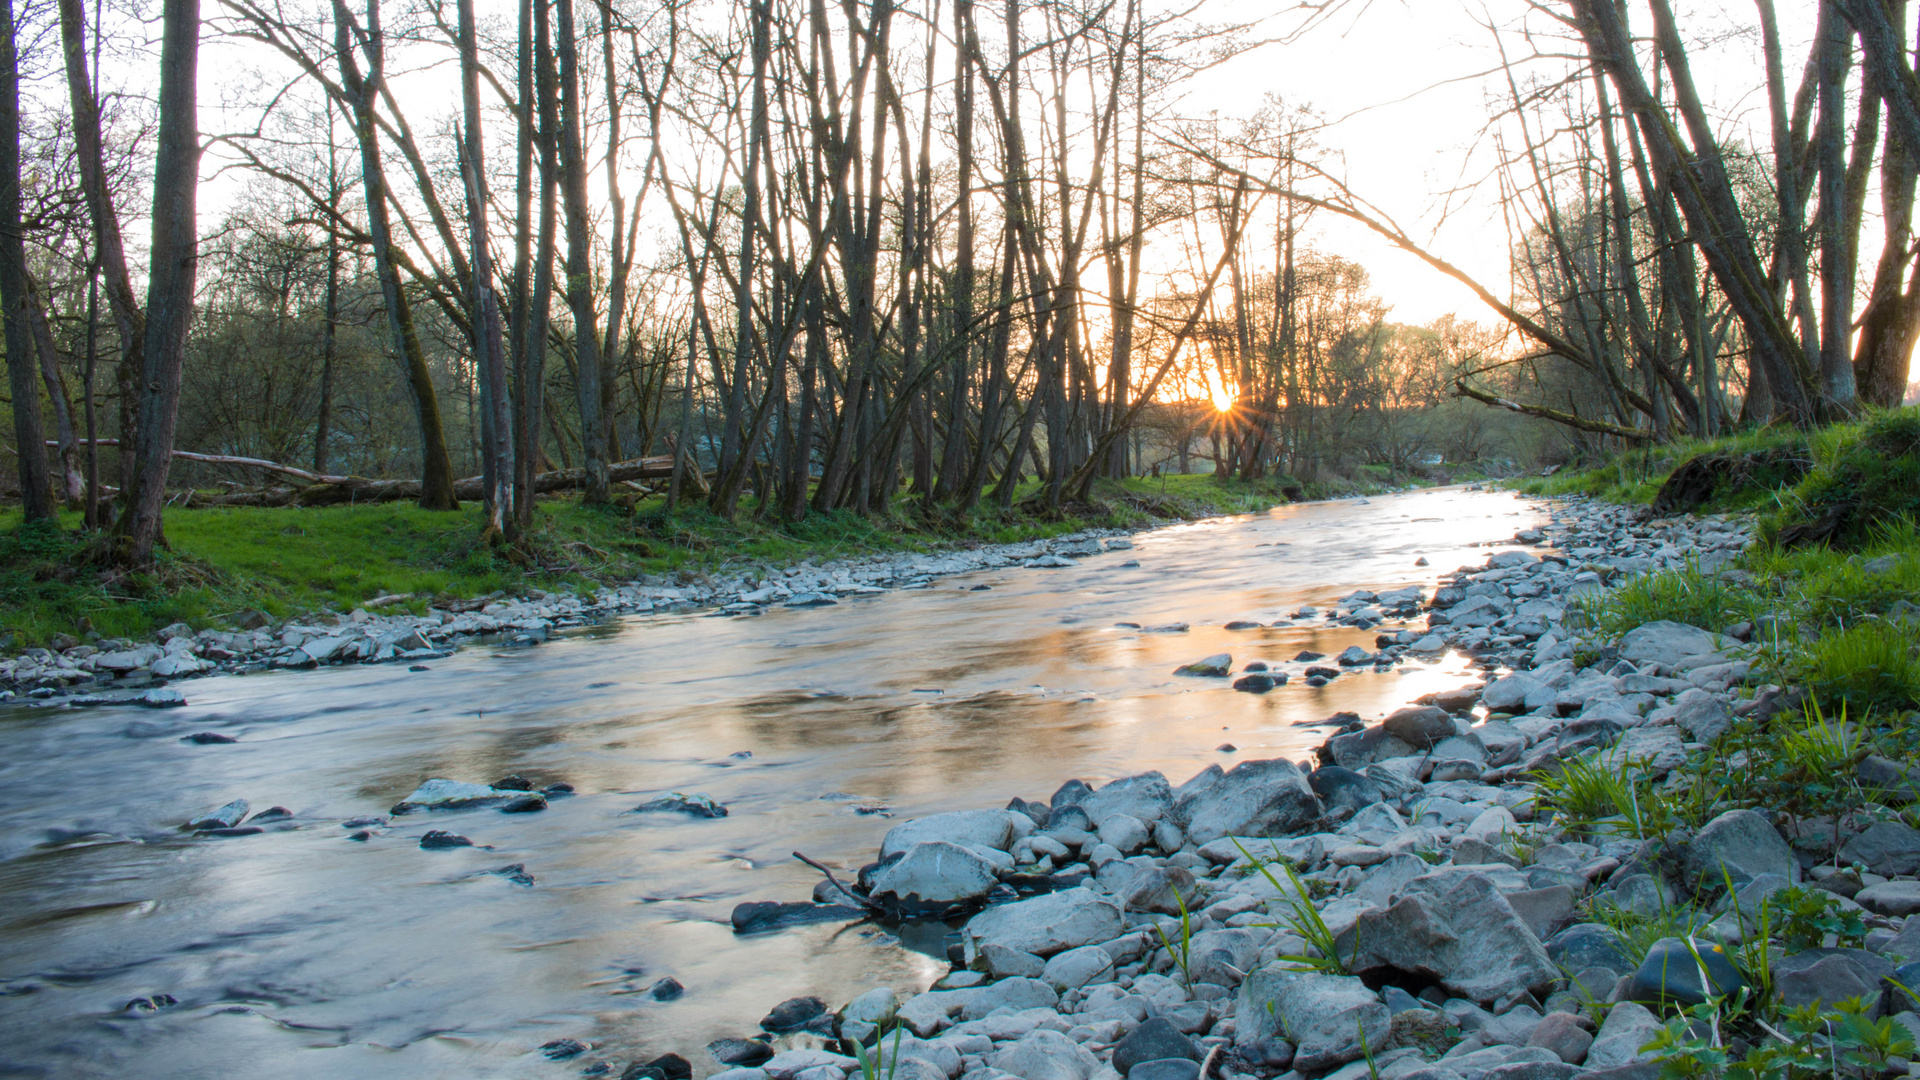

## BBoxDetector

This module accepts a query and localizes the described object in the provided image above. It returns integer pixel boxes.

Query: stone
[1233,674,1277,692]
[1481,674,1543,714]
[1840,821,1920,877]
[963,887,1123,960]
[1504,885,1577,940]
[1111,1017,1200,1076]
[881,810,1020,858]
[1174,758,1321,846]
[186,798,249,831]
[870,841,999,907]
[1672,692,1734,743]
[1115,865,1198,915]
[1357,871,1559,1002]
[979,944,1046,980]
[761,996,829,1033]
[1309,766,1385,814]
[1383,706,1456,748]
[1175,654,1232,677]
[182,732,236,744]
[1099,814,1153,855]
[1583,1002,1661,1069]
[1081,773,1176,826]
[391,778,527,814]
[1682,808,1796,890]
[1547,923,1634,974]
[1618,621,1722,666]
[1325,725,1419,770]
[761,1050,856,1080]
[631,792,728,818]
[1856,880,1920,917]
[729,901,865,932]
[1235,966,1389,1072]
[1127,1060,1200,1080]
[1628,937,1747,1005]
[1042,944,1115,991]
[419,830,472,849]
[1526,1012,1594,1064]
[989,1030,1100,1080]
[1773,951,1888,1017]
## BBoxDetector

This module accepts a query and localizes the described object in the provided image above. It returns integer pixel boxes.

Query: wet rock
[1383,705,1456,748]
[760,995,829,1033]
[870,841,999,907]
[125,994,178,1012]
[620,1054,692,1080]
[542,1038,590,1060]
[419,830,473,849]
[493,775,537,791]
[1232,673,1277,693]
[186,799,249,831]
[730,901,865,933]
[1112,1017,1200,1075]
[1628,937,1747,1004]
[1236,966,1389,1072]
[962,886,1123,959]
[1175,654,1232,677]
[137,688,186,708]
[708,1038,775,1067]
[181,732,236,744]
[1175,758,1321,845]
[247,806,293,823]
[880,809,1020,858]
[497,793,548,813]
[630,792,728,818]
[1682,808,1796,890]
[391,778,529,814]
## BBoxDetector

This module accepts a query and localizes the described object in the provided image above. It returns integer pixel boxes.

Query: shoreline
[627,493,1910,1080]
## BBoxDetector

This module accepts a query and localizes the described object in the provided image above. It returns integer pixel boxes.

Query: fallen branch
[792,851,890,915]
[1451,380,1655,442]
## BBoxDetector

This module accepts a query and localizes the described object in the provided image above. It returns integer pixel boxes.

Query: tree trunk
[0,0,50,523]
[456,0,514,537]
[555,0,607,504]
[113,0,199,566]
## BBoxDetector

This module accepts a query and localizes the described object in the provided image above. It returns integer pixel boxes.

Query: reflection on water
[0,487,1544,1078]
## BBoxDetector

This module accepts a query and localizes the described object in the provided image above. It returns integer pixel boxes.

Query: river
[0,486,1547,1079]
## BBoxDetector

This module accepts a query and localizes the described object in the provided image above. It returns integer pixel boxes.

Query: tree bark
[555,0,607,504]
[0,0,50,523]
[456,0,514,537]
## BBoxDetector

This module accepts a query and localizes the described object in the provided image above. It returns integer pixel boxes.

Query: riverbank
[652,422,1920,1080]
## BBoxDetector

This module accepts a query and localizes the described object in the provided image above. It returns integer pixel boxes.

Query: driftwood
[48,440,708,506]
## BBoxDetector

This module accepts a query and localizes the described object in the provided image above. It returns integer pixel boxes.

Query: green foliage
[1790,621,1920,714]
[1534,752,1684,841]
[1645,995,1911,1080]
[1726,701,1871,819]
[1235,840,1351,975]
[1764,885,1866,954]
[1514,426,1813,512]
[1151,888,1196,989]
[1760,408,1920,551]
[1576,558,1760,640]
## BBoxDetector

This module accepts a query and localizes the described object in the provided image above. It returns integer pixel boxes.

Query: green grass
[1575,557,1762,639]
[0,472,1354,650]
[1514,425,1814,512]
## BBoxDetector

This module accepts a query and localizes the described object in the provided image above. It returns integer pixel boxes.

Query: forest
[0,0,1913,569]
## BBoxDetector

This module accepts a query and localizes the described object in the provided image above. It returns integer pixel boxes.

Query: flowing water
[0,486,1547,1079]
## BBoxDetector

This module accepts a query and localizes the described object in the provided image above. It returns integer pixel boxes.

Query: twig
[792,851,888,914]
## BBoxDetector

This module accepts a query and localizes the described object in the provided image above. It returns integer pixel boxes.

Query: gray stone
[1504,885,1577,941]
[1480,1005,1542,1045]
[1111,1017,1199,1076]
[979,944,1045,980]
[1384,706,1457,748]
[1773,950,1887,1018]
[1482,674,1543,714]
[1116,865,1197,915]
[988,1029,1099,1080]
[390,778,527,813]
[1857,880,1920,916]
[1099,813,1153,855]
[1174,758,1321,846]
[960,976,1057,1019]
[1477,1064,1586,1080]
[1584,1001,1661,1069]
[839,987,899,1027]
[1618,621,1722,666]
[1175,654,1232,677]
[186,798,249,831]
[1042,944,1114,991]
[1840,821,1920,877]
[881,809,1021,858]
[1526,1011,1594,1064]
[1326,725,1420,770]
[1628,937,1747,1005]
[1309,766,1385,814]
[1547,923,1633,974]
[1127,1060,1200,1080]
[1347,871,1559,1002]
[1682,808,1796,890]
[870,841,1000,907]
[1081,772,1176,826]
[1672,692,1734,743]
[963,887,1123,959]
[1234,966,1389,1072]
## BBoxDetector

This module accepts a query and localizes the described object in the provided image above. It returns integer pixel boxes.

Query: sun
[1209,383,1236,413]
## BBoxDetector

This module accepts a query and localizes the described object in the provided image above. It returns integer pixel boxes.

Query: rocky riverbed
[0,528,1136,702]
[627,496,1920,1080]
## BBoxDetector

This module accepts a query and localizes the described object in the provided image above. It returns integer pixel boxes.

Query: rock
[1856,880,1920,916]
[1309,766,1384,815]
[541,1038,590,1060]
[1618,621,1723,666]
[1235,966,1389,1072]
[1480,674,1542,714]
[1584,1002,1661,1069]
[1337,646,1373,666]
[1128,1061,1200,1080]
[181,732,236,744]
[1628,937,1747,1005]
[989,1029,1100,1080]
[1175,654,1232,677]
[762,1050,856,1080]
[1682,808,1796,892]
[1232,674,1277,693]
[1339,871,1557,1004]
[870,841,999,907]
[1041,944,1115,991]
[1858,756,1920,803]
[839,987,898,1028]
[1115,865,1197,915]
[1526,1012,1594,1064]
[710,1040,776,1068]
[729,901,866,932]
[761,996,829,1033]
[1111,1016,1199,1075]
[1098,814,1153,854]
[1383,706,1456,748]
[1773,951,1888,1017]
[1840,821,1920,876]
[391,778,528,814]
[1547,923,1634,974]
[137,687,188,708]
[979,944,1046,980]
[1504,885,1577,941]
[1174,758,1321,846]
[631,792,728,818]
[1672,692,1734,743]
[881,809,1020,858]
[623,1054,692,1080]
[1325,725,1419,769]
[186,799,250,831]
[419,830,472,849]
[647,977,683,1000]
[963,887,1123,959]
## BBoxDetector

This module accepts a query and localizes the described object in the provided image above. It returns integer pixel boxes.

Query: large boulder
[1628,937,1748,1005]
[1338,870,1559,1003]
[1174,758,1322,845]
[1325,726,1418,770]
[1481,674,1544,714]
[1308,766,1385,815]
[1383,706,1457,748]
[869,841,999,907]
[1682,808,1796,891]
[1618,622,1723,667]
[1235,966,1389,1072]
[1079,772,1175,826]
[962,887,1123,960]
[989,1029,1100,1080]
[881,809,1022,858]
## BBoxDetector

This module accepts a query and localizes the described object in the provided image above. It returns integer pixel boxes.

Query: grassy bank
[0,472,1372,650]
